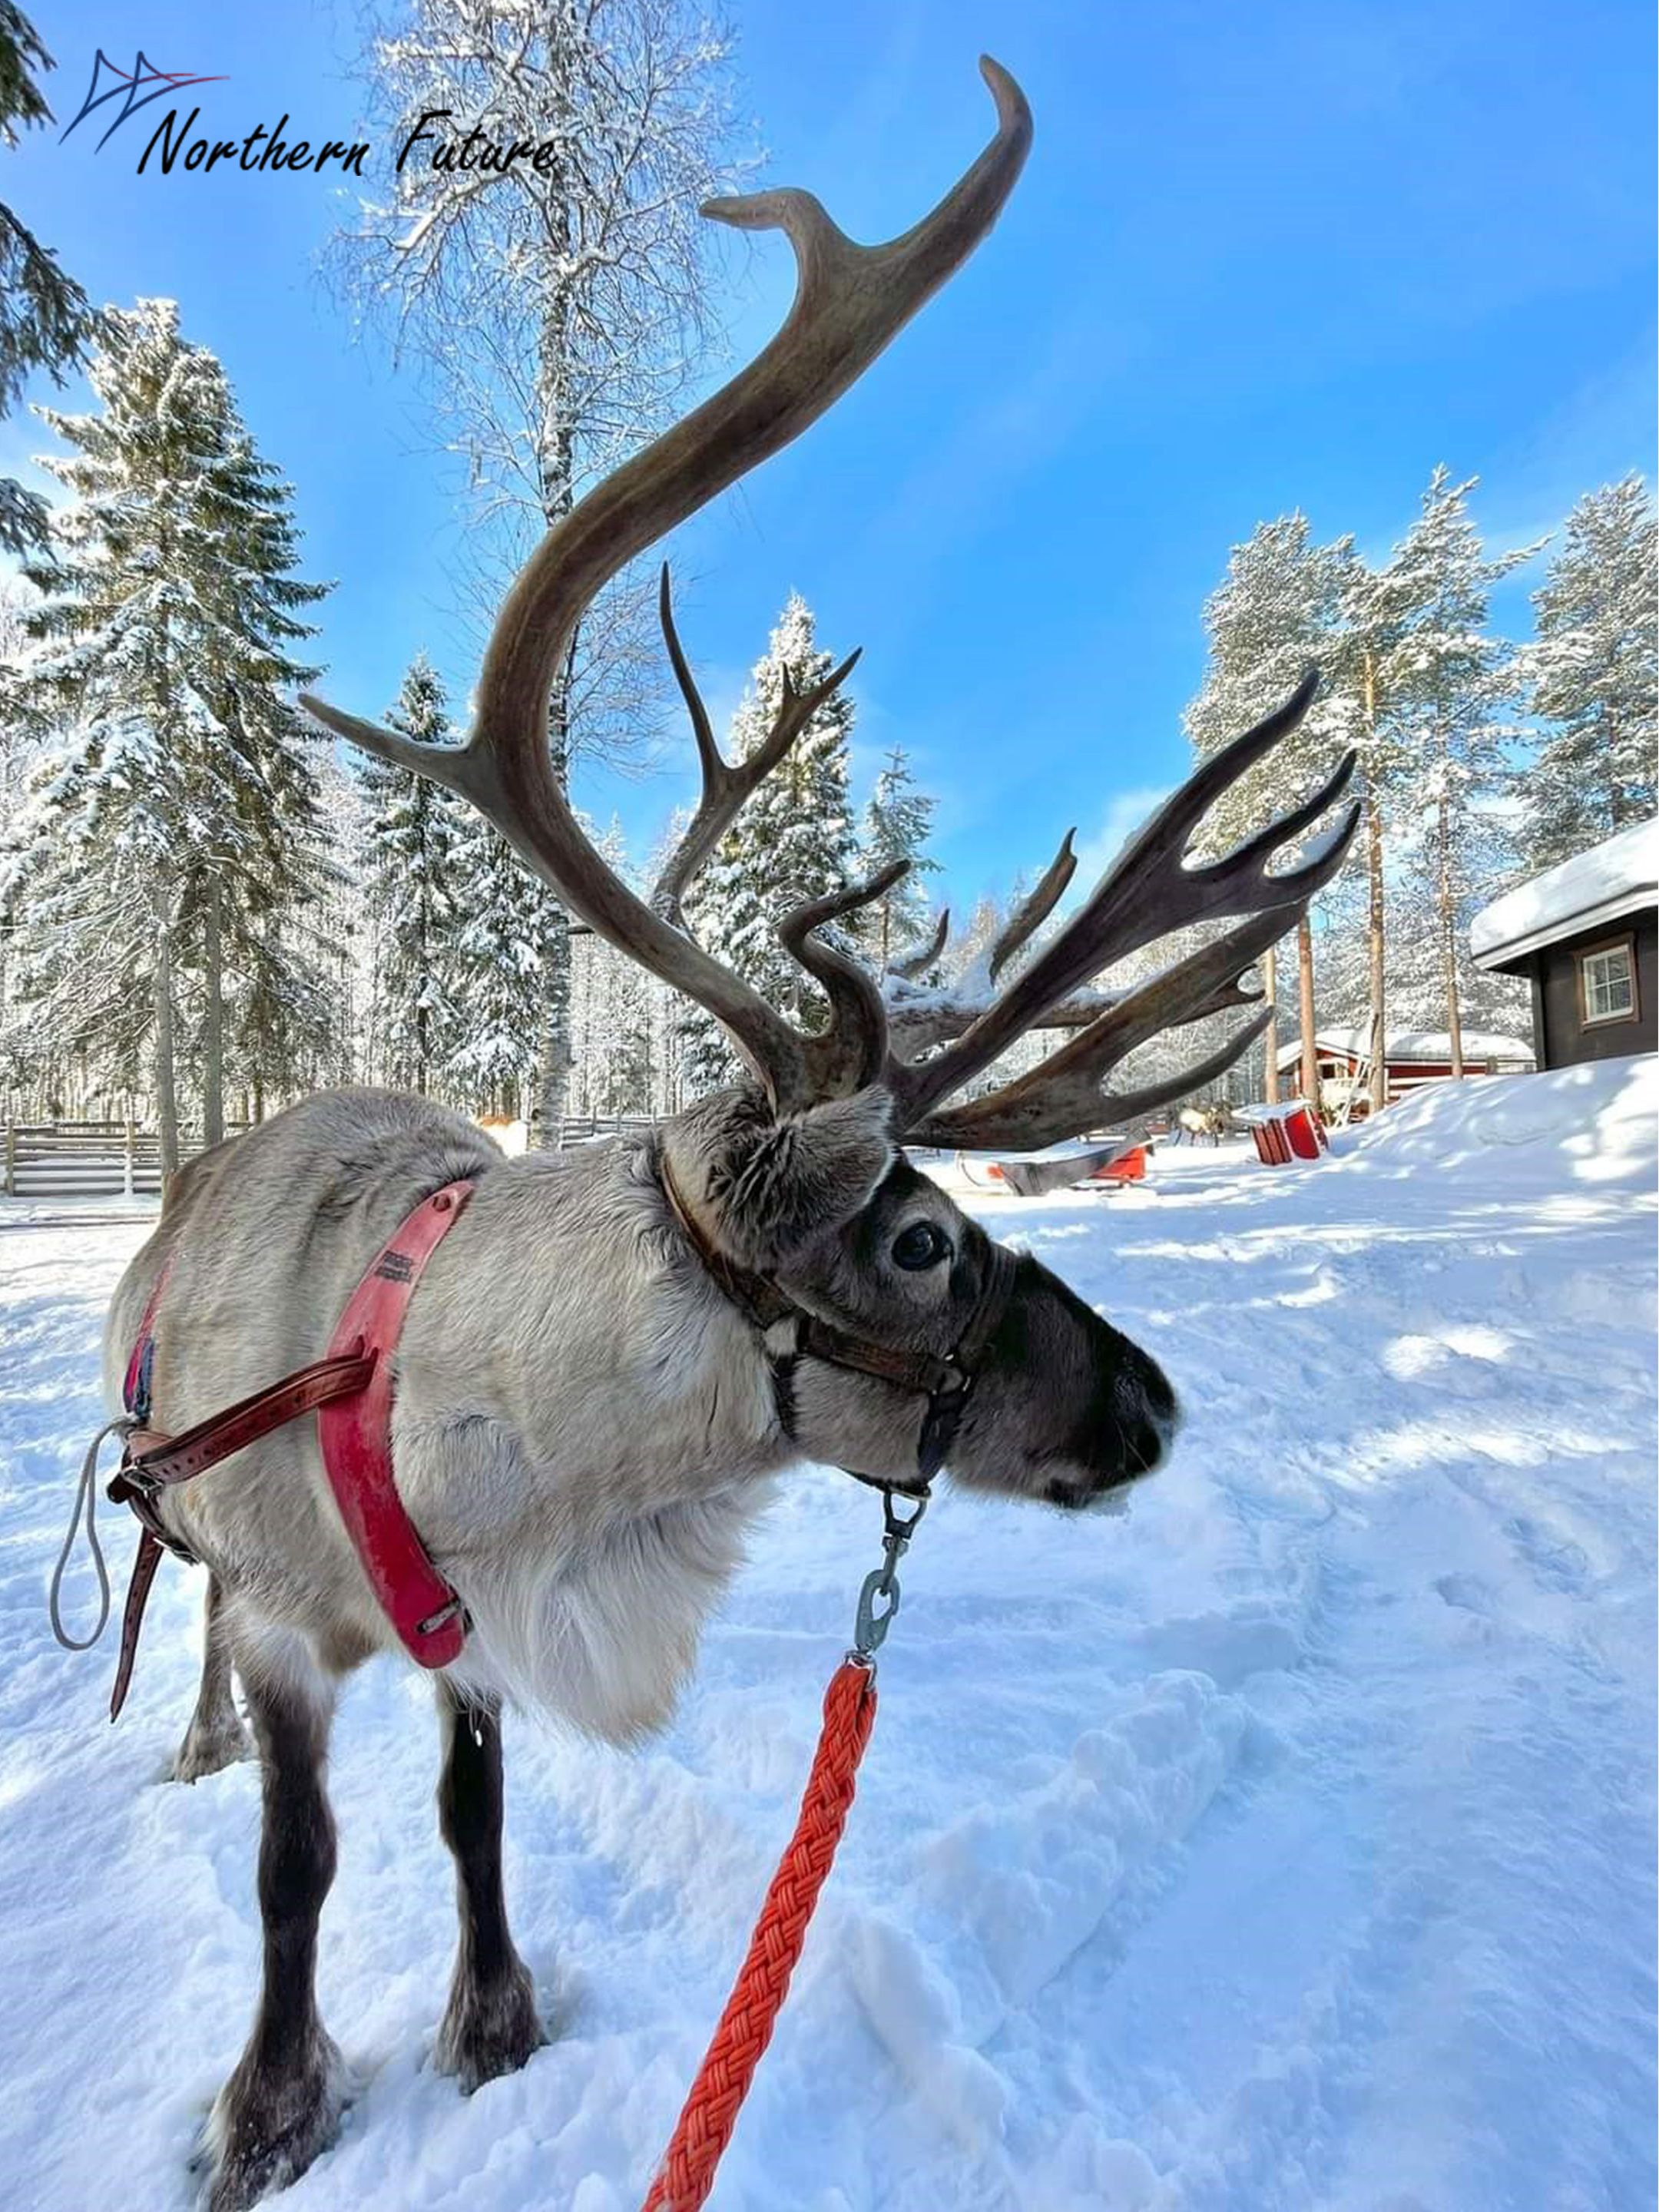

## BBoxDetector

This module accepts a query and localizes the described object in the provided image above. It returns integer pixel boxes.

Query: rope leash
[48,1416,134,1651]
[639,1489,926,2212]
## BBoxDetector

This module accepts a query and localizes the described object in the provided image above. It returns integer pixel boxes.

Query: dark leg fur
[174,1576,253,1783]
[432,1682,544,2090]
[206,1665,343,2212]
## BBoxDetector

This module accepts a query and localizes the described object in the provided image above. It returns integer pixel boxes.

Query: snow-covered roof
[1471,820,1657,971]
[1275,1026,1534,1069]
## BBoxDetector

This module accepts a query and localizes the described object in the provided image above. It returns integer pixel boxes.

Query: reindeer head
[304,58,1356,1512]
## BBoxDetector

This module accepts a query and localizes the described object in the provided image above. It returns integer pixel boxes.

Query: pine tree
[1522,475,1657,868]
[1,6,98,551]
[1374,469,1536,1068]
[859,746,940,971]
[1184,515,1355,1105]
[2,300,333,1164]
[358,654,468,1096]
[684,594,859,1093]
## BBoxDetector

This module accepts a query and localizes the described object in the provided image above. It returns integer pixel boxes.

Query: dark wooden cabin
[1472,823,1657,1070]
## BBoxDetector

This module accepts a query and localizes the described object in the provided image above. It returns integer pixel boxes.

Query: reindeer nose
[1117,1356,1180,1477]
[1069,1336,1180,1491]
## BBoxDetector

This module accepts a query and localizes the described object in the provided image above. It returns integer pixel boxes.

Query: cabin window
[1577,937,1637,1026]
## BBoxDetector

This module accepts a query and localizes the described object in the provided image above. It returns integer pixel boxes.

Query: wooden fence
[3,1121,165,1199]
[2,1113,662,1197]
[550,1113,657,1146]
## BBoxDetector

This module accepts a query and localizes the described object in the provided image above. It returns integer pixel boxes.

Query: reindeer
[100,63,1356,2211]
[1177,1102,1237,1144]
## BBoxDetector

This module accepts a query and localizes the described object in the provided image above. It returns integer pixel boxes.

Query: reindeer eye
[892,1221,952,1271]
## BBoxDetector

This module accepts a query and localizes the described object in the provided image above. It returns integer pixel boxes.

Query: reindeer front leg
[205,1654,343,2212]
[173,1575,253,1783]
[432,1681,544,2089]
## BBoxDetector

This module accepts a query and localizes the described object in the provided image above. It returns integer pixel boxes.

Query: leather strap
[658,1147,1020,1487]
[657,1151,797,1333]
[111,1349,375,1495]
[108,1528,164,1723]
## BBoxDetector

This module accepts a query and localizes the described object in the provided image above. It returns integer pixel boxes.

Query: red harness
[104,1181,475,1718]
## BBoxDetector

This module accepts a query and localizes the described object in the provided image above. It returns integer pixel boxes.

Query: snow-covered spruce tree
[335,0,743,1139]
[177,368,334,1142]
[859,745,941,972]
[0,5,98,553]
[568,816,654,1118]
[1184,515,1355,1106]
[357,654,469,1095]
[5,300,333,1167]
[682,592,859,1094]
[442,817,565,1122]
[1522,475,1657,869]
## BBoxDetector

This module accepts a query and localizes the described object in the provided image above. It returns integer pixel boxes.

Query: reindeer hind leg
[174,1573,253,1783]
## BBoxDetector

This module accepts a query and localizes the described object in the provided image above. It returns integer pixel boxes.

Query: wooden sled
[972,1138,1149,1197]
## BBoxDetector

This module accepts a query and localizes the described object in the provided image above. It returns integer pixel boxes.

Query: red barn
[1275,1027,1535,1118]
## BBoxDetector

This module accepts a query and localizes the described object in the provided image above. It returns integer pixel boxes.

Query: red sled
[1250,1103,1328,1165]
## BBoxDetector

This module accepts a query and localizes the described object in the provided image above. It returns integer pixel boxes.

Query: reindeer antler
[303,58,1032,1112]
[889,673,1359,1141]
[305,61,1359,1144]
[650,566,861,935]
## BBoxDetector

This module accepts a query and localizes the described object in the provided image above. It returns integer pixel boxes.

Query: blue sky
[5,0,1654,914]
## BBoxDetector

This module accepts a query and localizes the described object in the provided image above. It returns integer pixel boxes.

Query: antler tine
[1199,746,1358,891]
[988,830,1077,982]
[909,902,1294,1150]
[651,565,862,932]
[890,668,1345,1128]
[304,58,1032,1111]
[1088,1013,1277,1138]
[889,906,951,981]
[780,861,909,1093]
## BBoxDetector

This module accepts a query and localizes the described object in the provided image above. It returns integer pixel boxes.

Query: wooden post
[1297,916,1321,1111]
[2,1122,14,1198]
[124,1119,135,1200]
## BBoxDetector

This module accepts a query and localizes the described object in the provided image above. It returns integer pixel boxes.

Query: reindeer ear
[667,1086,895,1270]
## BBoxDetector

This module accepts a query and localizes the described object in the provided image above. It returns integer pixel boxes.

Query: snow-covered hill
[2,1058,1654,2212]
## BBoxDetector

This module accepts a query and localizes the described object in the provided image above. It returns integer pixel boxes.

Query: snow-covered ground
[2,1059,1654,2212]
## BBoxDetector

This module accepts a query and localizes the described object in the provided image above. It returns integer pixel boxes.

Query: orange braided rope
[640,1655,880,2212]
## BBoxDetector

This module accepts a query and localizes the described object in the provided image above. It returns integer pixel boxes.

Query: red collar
[316,1181,475,1667]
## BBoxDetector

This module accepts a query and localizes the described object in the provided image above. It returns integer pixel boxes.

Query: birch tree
[334,0,743,1137]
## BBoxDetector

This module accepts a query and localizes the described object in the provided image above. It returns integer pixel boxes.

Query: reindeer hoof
[204,2031,345,2211]
[434,1957,545,2091]
[172,1715,253,1784]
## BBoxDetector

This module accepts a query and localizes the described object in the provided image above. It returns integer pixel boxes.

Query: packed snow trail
[1,1059,1653,2212]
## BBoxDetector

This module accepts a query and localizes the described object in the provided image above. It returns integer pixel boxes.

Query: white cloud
[1068,784,1174,896]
